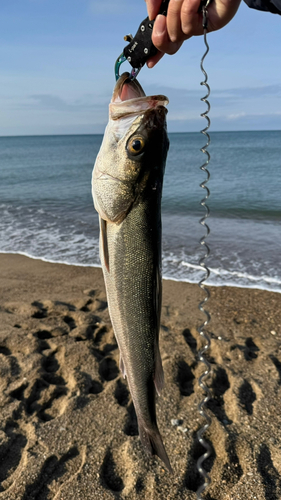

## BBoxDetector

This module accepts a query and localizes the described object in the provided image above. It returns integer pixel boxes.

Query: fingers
[209,0,242,30]
[166,0,203,40]
[179,0,203,36]
[147,51,165,68]
[146,0,242,68]
[166,0,184,43]
[152,14,183,54]
[145,0,163,20]
[151,0,202,55]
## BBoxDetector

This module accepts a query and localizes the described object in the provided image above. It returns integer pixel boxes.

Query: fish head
[92,73,169,223]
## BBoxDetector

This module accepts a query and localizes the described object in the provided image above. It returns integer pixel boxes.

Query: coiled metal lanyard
[196,2,212,499]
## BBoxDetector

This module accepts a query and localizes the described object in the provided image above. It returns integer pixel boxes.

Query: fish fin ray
[119,355,126,378]
[100,217,109,272]
[138,423,173,473]
[154,343,164,395]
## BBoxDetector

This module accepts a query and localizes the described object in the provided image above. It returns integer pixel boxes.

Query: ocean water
[0,131,280,292]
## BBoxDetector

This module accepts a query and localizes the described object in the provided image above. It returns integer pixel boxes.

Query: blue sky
[1,0,280,135]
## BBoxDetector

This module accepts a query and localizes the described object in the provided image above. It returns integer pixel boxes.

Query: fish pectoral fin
[138,422,173,474]
[119,355,126,379]
[154,343,164,396]
[100,217,109,272]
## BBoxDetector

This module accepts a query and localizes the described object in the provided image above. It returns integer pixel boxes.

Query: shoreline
[1,250,280,294]
[0,253,280,499]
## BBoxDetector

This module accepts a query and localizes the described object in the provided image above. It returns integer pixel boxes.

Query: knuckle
[181,4,191,16]
[169,32,178,43]
[152,33,164,46]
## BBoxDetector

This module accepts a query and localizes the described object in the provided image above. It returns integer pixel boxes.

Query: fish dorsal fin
[100,217,109,272]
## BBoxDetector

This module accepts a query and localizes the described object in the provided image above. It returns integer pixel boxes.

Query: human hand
[145,0,242,67]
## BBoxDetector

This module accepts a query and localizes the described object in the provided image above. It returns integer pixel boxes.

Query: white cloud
[227,112,246,121]
[227,111,281,121]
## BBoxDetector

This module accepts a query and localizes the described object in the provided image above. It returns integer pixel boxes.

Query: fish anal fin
[119,355,126,379]
[100,217,109,272]
[154,343,164,396]
[138,422,173,474]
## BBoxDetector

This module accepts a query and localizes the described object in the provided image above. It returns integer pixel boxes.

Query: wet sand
[0,253,280,499]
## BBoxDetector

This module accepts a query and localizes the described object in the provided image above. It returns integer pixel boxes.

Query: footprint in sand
[238,379,256,415]
[63,315,76,331]
[257,443,281,500]
[221,434,243,486]
[183,432,215,493]
[207,366,231,424]
[31,301,48,319]
[244,337,260,361]
[0,427,28,493]
[21,446,85,500]
[114,379,129,407]
[0,346,11,356]
[182,328,197,355]
[100,448,124,493]
[98,357,119,382]
[8,330,69,422]
[100,441,144,497]
[123,402,138,437]
[176,359,195,397]
[112,377,138,437]
[270,355,281,385]
[0,345,21,378]
[231,337,260,362]
[74,371,103,403]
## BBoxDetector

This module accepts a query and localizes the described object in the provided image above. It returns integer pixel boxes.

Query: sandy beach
[0,253,280,499]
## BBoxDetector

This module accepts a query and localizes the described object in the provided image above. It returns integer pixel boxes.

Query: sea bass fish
[92,73,171,472]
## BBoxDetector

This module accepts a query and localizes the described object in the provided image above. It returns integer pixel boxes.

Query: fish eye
[127,136,145,156]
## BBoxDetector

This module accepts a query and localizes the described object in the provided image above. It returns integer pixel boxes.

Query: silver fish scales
[92,73,172,472]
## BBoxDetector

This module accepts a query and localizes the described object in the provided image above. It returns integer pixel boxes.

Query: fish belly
[100,198,172,471]
[103,198,160,415]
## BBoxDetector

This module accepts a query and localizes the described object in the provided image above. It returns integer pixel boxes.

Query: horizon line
[0,129,280,139]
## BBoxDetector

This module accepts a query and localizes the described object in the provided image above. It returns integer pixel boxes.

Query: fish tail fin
[138,423,173,473]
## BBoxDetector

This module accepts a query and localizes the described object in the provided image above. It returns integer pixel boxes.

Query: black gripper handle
[123,0,170,69]
[123,0,213,69]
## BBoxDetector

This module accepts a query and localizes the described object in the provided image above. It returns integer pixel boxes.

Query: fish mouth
[112,72,146,102]
[110,72,169,121]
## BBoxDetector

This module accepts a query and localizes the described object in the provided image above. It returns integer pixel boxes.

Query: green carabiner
[115,51,142,81]
[115,53,127,81]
